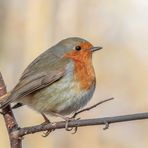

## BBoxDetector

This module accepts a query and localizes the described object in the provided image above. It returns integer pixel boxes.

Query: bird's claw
[40,114,54,137]
[65,117,80,134]
[72,126,78,134]
[65,117,74,131]
[42,129,55,137]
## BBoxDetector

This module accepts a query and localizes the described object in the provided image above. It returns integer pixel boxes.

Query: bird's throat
[73,60,96,90]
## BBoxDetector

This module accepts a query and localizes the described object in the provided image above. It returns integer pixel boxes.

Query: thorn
[103,121,109,130]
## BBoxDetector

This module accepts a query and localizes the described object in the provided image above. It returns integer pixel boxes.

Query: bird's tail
[0,92,11,109]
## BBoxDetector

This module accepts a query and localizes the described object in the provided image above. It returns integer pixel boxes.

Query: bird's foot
[41,113,55,137]
[42,129,55,137]
[62,116,80,134]
[47,112,73,131]
[41,113,51,124]
[64,117,74,131]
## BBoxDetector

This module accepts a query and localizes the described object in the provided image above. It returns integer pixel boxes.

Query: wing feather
[0,49,68,108]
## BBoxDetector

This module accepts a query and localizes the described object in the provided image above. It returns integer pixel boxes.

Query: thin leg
[50,112,74,131]
[41,113,53,137]
[41,113,50,123]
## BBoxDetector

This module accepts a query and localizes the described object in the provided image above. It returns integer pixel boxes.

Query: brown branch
[1,72,148,147]
[15,112,148,137]
[72,98,114,118]
[0,73,22,148]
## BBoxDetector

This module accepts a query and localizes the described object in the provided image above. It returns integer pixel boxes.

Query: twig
[0,73,22,148]
[72,98,114,118]
[15,112,148,137]
[1,72,148,146]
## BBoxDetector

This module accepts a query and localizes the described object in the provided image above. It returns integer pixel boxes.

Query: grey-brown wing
[0,69,65,109]
[0,50,68,108]
[14,70,65,99]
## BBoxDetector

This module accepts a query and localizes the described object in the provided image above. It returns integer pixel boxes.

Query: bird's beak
[91,46,103,52]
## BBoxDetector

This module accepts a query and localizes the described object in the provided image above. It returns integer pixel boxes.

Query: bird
[0,37,102,125]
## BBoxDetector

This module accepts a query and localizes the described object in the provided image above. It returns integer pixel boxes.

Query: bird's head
[52,37,102,62]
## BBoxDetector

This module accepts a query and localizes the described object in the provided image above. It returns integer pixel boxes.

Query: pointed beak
[91,46,103,52]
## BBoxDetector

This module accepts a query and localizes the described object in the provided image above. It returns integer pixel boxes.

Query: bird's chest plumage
[22,61,96,115]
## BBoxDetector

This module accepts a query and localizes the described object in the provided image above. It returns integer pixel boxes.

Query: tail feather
[0,93,11,109]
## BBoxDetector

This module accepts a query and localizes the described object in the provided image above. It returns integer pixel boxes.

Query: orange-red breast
[0,37,102,119]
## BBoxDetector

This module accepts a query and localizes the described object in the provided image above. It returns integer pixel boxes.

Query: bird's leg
[51,112,80,133]
[41,113,51,124]
[50,112,75,131]
[62,115,80,133]
[60,115,74,131]
[41,113,54,137]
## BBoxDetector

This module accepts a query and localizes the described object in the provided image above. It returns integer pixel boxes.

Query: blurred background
[0,0,148,148]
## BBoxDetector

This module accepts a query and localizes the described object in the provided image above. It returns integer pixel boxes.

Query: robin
[0,37,102,125]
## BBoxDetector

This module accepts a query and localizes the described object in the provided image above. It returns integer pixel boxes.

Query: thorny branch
[1,73,148,148]
[16,112,148,137]
[0,73,22,148]
[72,98,114,118]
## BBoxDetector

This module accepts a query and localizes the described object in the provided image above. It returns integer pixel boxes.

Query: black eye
[75,46,81,51]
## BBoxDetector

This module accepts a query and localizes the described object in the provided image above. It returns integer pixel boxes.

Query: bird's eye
[75,46,81,51]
